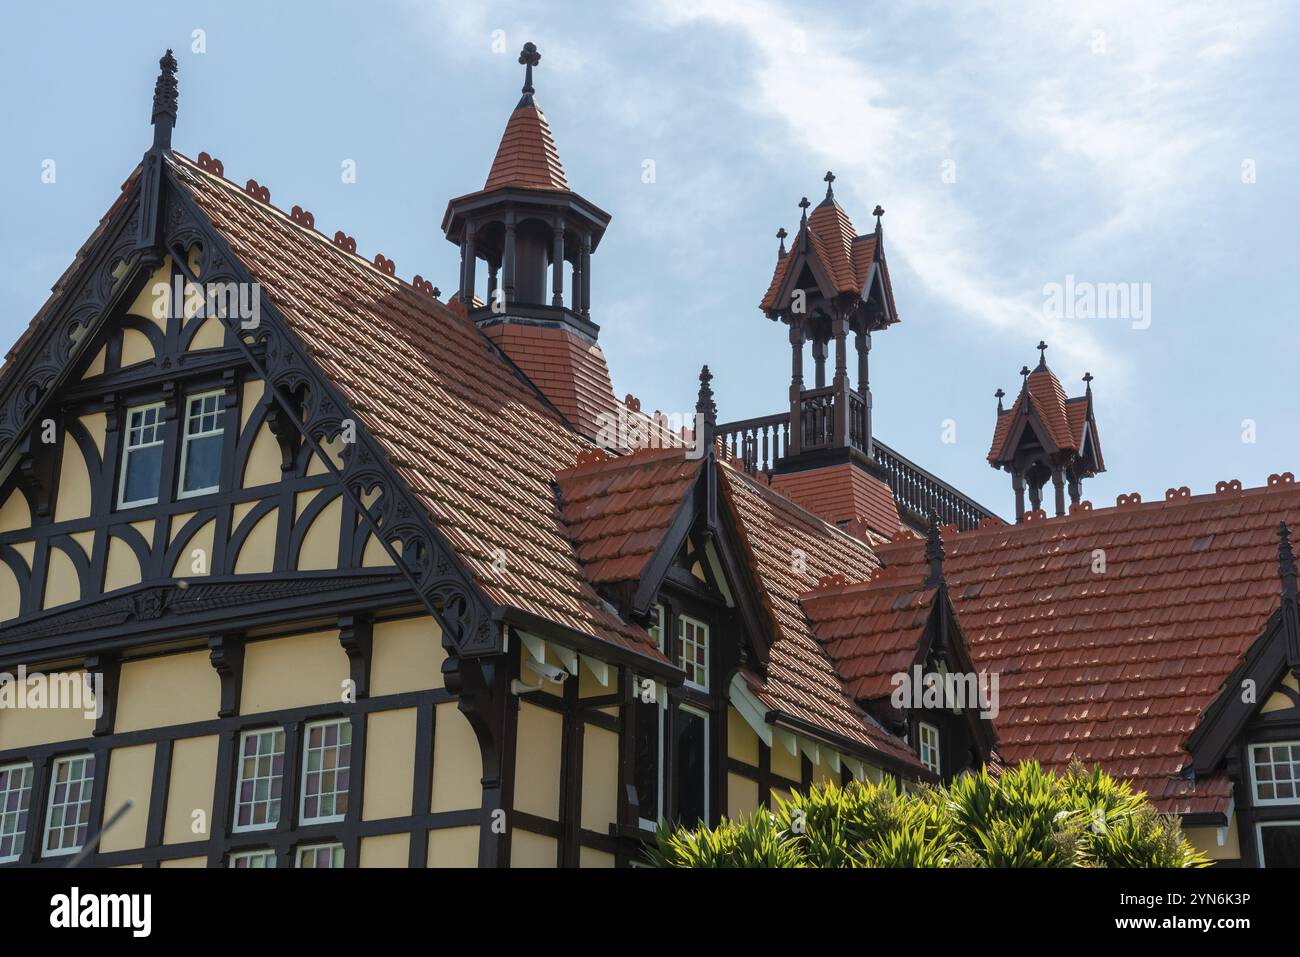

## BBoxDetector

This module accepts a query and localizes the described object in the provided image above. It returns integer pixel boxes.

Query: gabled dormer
[987,341,1105,521]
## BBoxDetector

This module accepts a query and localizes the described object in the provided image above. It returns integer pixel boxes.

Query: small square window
[0,762,34,863]
[918,722,941,776]
[233,728,285,832]
[296,842,344,868]
[677,615,709,691]
[300,718,352,824]
[229,848,277,868]
[43,754,95,857]
[178,391,225,498]
[118,403,165,508]
[1251,741,1300,805]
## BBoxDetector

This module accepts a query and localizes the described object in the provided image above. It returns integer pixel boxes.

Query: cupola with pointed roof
[987,341,1104,521]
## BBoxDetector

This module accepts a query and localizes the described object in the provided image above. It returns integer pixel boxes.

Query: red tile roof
[770,462,902,537]
[483,101,570,193]
[557,448,702,583]
[873,477,1300,814]
[802,573,938,701]
[481,321,618,440]
[759,201,895,315]
[988,363,1082,464]
[720,465,924,771]
[170,155,663,665]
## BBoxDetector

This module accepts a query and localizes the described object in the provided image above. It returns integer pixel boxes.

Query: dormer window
[117,402,165,508]
[918,722,941,775]
[178,391,224,498]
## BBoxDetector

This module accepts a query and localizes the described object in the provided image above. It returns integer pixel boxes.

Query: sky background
[1,0,1296,517]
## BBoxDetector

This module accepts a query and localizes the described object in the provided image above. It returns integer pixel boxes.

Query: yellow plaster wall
[171,519,215,578]
[0,488,30,533]
[296,495,342,571]
[240,631,346,714]
[99,743,155,853]
[727,707,759,766]
[428,826,478,867]
[511,830,557,868]
[728,772,760,821]
[580,724,619,833]
[514,702,562,821]
[431,702,482,813]
[164,735,218,845]
[242,422,282,488]
[371,617,444,696]
[233,508,277,575]
[0,562,19,622]
[579,847,616,868]
[53,436,93,523]
[42,546,81,609]
[363,708,417,821]
[359,833,409,867]
[119,328,155,367]
[115,651,218,732]
[0,669,97,749]
[1185,823,1242,862]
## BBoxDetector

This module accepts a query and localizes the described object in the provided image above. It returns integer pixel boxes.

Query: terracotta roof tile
[874,479,1300,812]
[720,466,924,770]
[557,448,702,583]
[170,155,662,665]
[770,463,902,537]
[483,102,569,192]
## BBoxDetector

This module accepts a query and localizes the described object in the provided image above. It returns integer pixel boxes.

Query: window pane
[229,849,276,868]
[43,755,94,856]
[1260,824,1300,866]
[0,763,34,862]
[181,433,223,494]
[634,698,661,825]
[300,719,352,823]
[234,729,285,832]
[676,707,708,827]
[122,444,163,505]
[296,842,343,868]
[1252,741,1300,804]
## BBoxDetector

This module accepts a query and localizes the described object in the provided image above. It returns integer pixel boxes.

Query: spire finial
[776,227,788,259]
[924,513,946,587]
[696,364,717,426]
[1019,365,1031,391]
[150,49,179,151]
[995,387,1006,412]
[1036,340,1048,369]
[1083,371,1094,394]
[1280,522,1299,600]
[872,205,885,230]
[519,42,541,97]
[798,196,810,226]
[823,170,835,199]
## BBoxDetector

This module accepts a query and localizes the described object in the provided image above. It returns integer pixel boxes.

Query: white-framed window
[42,754,95,857]
[1256,821,1300,867]
[300,718,352,824]
[117,402,166,508]
[677,614,709,691]
[228,848,277,868]
[0,762,34,863]
[675,704,710,826]
[178,391,225,498]
[233,728,285,832]
[918,722,941,775]
[296,842,344,868]
[1249,741,1300,804]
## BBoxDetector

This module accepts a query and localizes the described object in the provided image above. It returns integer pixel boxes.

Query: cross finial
[798,196,810,222]
[519,42,541,96]
[872,205,885,230]
[776,227,788,258]
[1019,365,1031,390]
[924,513,946,588]
[1280,521,1298,600]
[1036,340,1049,369]
[1082,371,1094,393]
[823,170,835,199]
[995,387,1006,412]
[150,49,179,151]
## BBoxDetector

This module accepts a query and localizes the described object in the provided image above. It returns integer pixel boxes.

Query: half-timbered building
[0,47,1296,868]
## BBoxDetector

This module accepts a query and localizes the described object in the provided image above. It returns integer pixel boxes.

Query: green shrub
[646,760,1210,868]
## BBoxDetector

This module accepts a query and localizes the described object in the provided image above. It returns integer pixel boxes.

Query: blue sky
[1,0,1296,516]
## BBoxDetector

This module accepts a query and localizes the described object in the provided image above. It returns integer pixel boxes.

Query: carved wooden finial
[150,49,179,151]
[924,513,946,588]
[1036,340,1048,369]
[823,170,836,199]
[1280,521,1299,600]
[872,205,885,229]
[798,196,810,224]
[1083,371,1094,394]
[995,387,1006,412]
[519,42,541,96]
